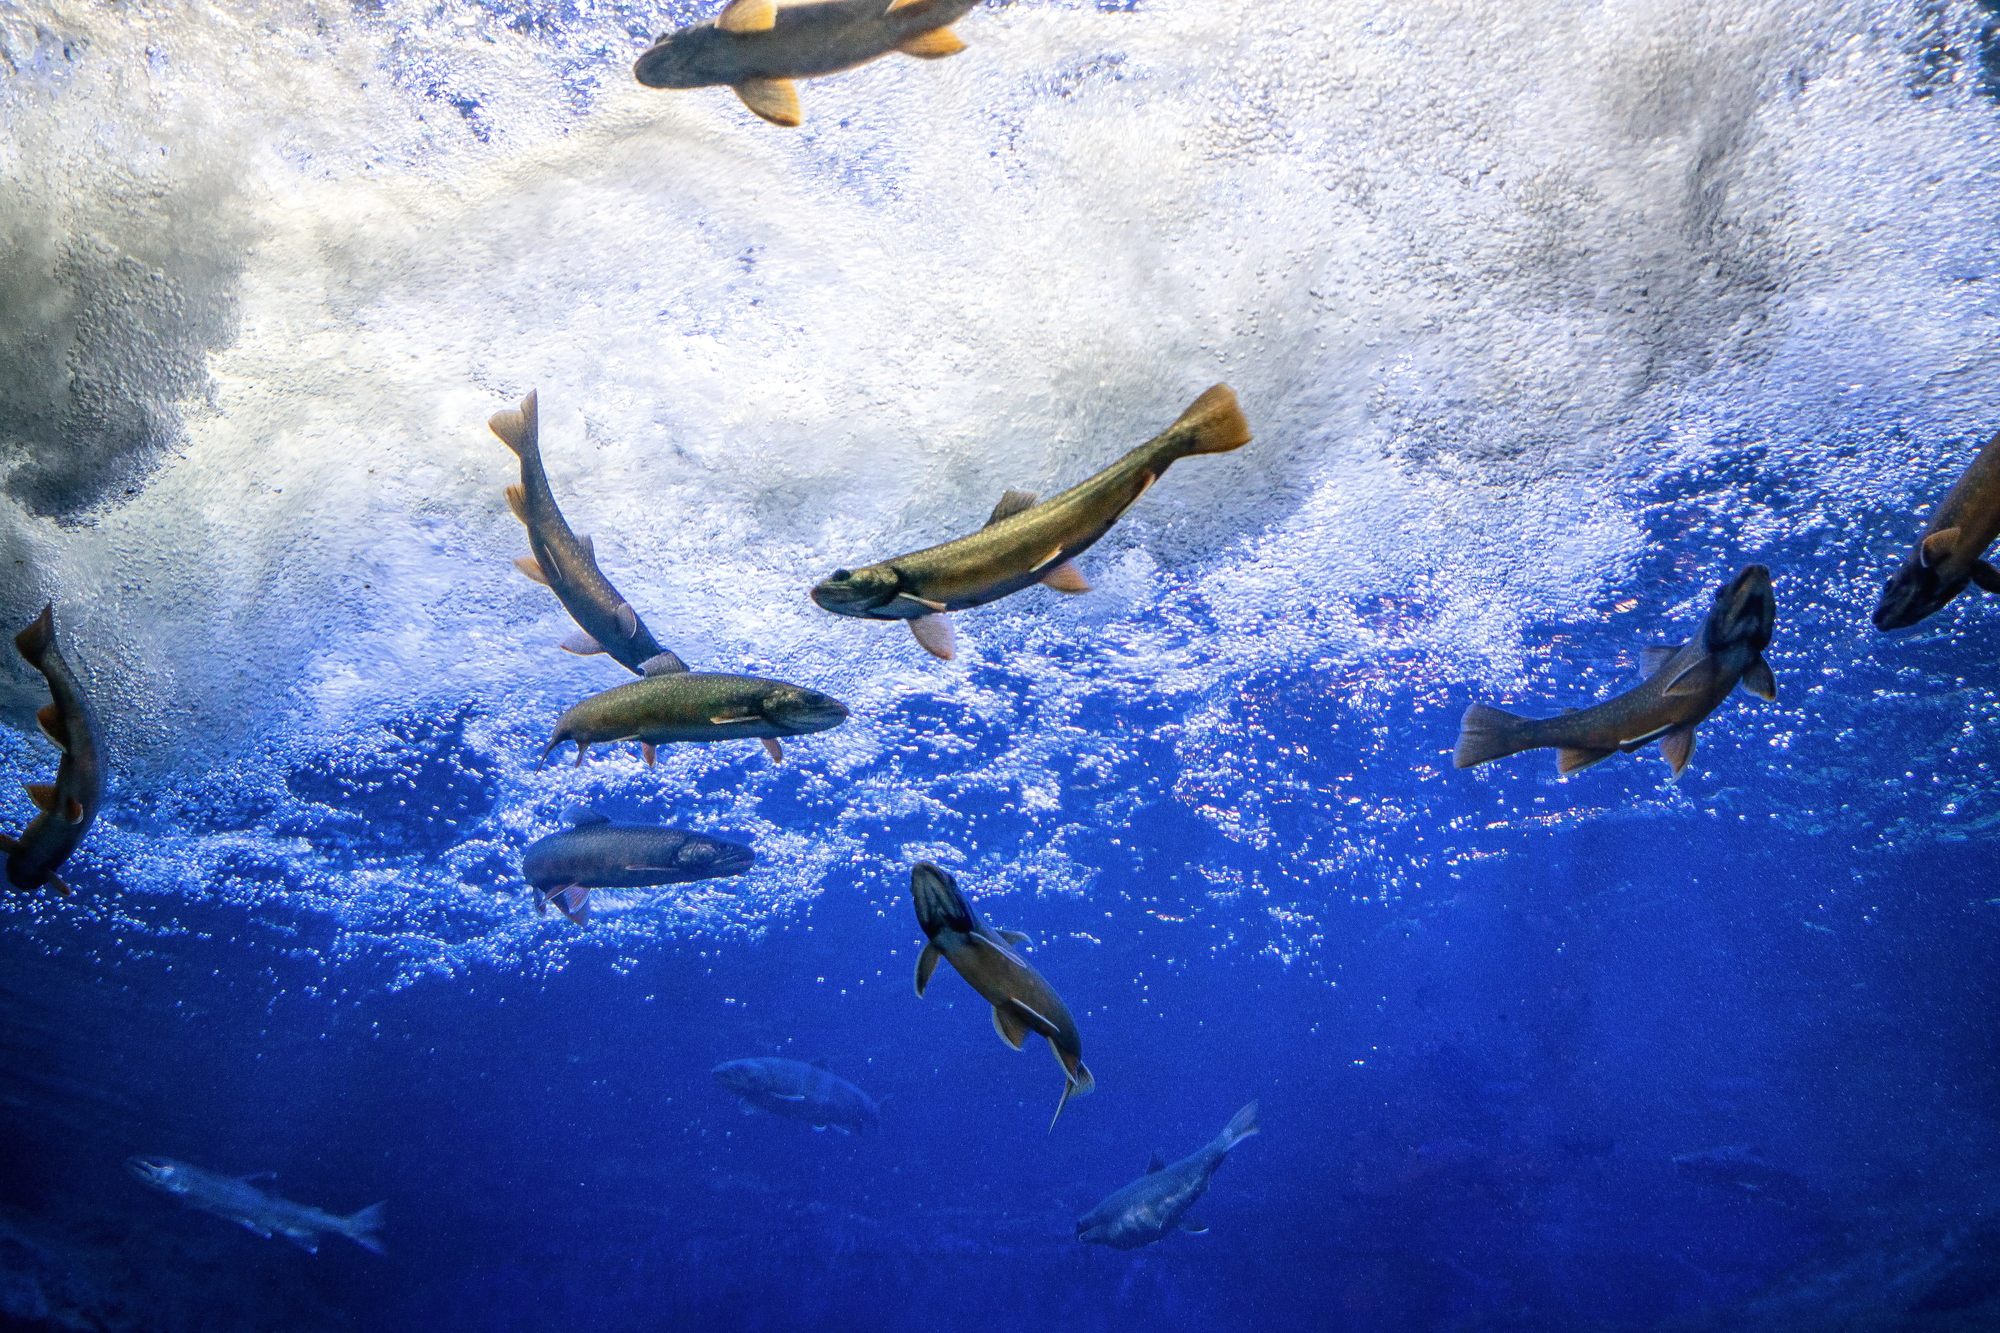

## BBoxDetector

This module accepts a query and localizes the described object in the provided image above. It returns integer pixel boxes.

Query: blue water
[5,0,2000,1329]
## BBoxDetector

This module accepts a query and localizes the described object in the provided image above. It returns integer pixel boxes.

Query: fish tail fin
[1215,1100,1260,1153]
[13,604,54,665]
[1167,384,1252,457]
[488,391,539,458]
[1454,702,1537,769]
[539,729,568,767]
[1049,1057,1095,1134]
[342,1202,386,1256]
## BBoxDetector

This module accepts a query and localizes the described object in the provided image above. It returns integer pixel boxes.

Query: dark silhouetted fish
[522,809,753,924]
[713,1058,881,1134]
[1455,565,1777,779]
[635,0,981,128]
[1874,428,2000,630]
[4,605,103,896]
[127,1156,384,1256]
[1077,1103,1260,1249]
[1671,1145,1829,1212]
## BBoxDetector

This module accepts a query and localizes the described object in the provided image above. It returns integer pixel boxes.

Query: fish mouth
[1711,564,1776,651]
[711,1062,754,1093]
[693,840,756,878]
[1871,565,1940,631]
[125,1156,173,1186]
[765,687,850,736]
[810,566,899,617]
[910,862,975,935]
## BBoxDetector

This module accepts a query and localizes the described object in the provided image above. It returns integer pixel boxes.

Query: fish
[812,385,1252,661]
[713,1057,882,1134]
[1671,1145,1829,1212]
[1076,1102,1260,1250]
[1873,428,2000,631]
[1453,565,1777,779]
[126,1156,385,1256]
[522,808,754,924]
[633,0,982,128]
[541,664,849,767]
[4,605,104,896]
[909,861,1092,1131]
[489,391,685,678]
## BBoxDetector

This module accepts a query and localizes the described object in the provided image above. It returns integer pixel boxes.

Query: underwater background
[3,0,2000,1328]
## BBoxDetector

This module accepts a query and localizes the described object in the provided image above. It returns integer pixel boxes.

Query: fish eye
[831,568,852,581]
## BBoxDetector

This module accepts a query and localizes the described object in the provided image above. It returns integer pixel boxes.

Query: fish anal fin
[761,737,784,764]
[1971,560,2000,594]
[1660,723,1697,778]
[23,783,55,813]
[984,489,1039,527]
[716,0,777,32]
[915,941,943,997]
[1921,526,1961,568]
[899,26,966,58]
[992,1003,1030,1051]
[909,613,955,660]
[1639,644,1681,679]
[642,742,657,768]
[504,484,528,524]
[1557,746,1616,776]
[35,704,62,748]
[1040,559,1090,594]
[1741,658,1777,702]
[514,555,552,587]
[735,77,801,127]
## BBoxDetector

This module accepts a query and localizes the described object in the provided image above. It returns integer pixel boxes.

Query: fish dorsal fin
[640,652,688,676]
[23,782,56,813]
[899,26,966,59]
[1147,1152,1166,1174]
[1639,644,1680,679]
[716,0,777,33]
[735,77,801,126]
[985,489,1039,528]
[1921,527,1961,568]
[1741,658,1777,702]
[564,806,610,827]
[35,703,63,748]
[1557,746,1615,776]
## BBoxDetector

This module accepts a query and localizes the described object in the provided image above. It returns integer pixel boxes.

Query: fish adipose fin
[1453,702,1534,769]
[1557,746,1616,776]
[985,490,1039,527]
[736,78,801,127]
[1639,644,1680,679]
[1660,723,1697,778]
[1972,561,2000,594]
[1166,384,1252,456]
[36,704,63,748]
[909,614,955,660]
[992,1003,1030,1050]
[899,26,966,58]
[915,942,943,996]
[1741,658,1777,702]
[716,0,777,33]
[343,1202,387,1256]
[489,391,538,457]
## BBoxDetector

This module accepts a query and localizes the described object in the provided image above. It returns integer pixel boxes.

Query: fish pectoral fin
[967,932,1027,968]
[761,737,784,764]
[44,871,68,897]
[23,782,56,813]
[1179,1217,1210,1235]
[895,592,948,613]
[899,26,967,58]
[35,703,63,749]
[716,0,777,32]
[1006,996,1060,1039]
[1741,658,1777,702]
[915,941,944,997]
[640,652,689,676]
[985,489,1039,527]
[711,714,760,725]
[282,1230,319,1255]
[1660,656,1717,699]
[886,0,926,10]
[909,613,956,660]
[992,1003,1031,1051]
[1639,643,1681,679]
[1971,560,2000,594]
[735,78,802,127]
[560,631,606,656]
[1660,723,1697,779]
[239,1220,272,1238]
[772,1093,808,1102]
[1040,559,1091,595]
[1556,746,1616,776]
[1920,526,1961,568]
[504,484,528,524]
[1147,1153,1167,1174]
[615,601,639,638]
[514,554,552,587]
